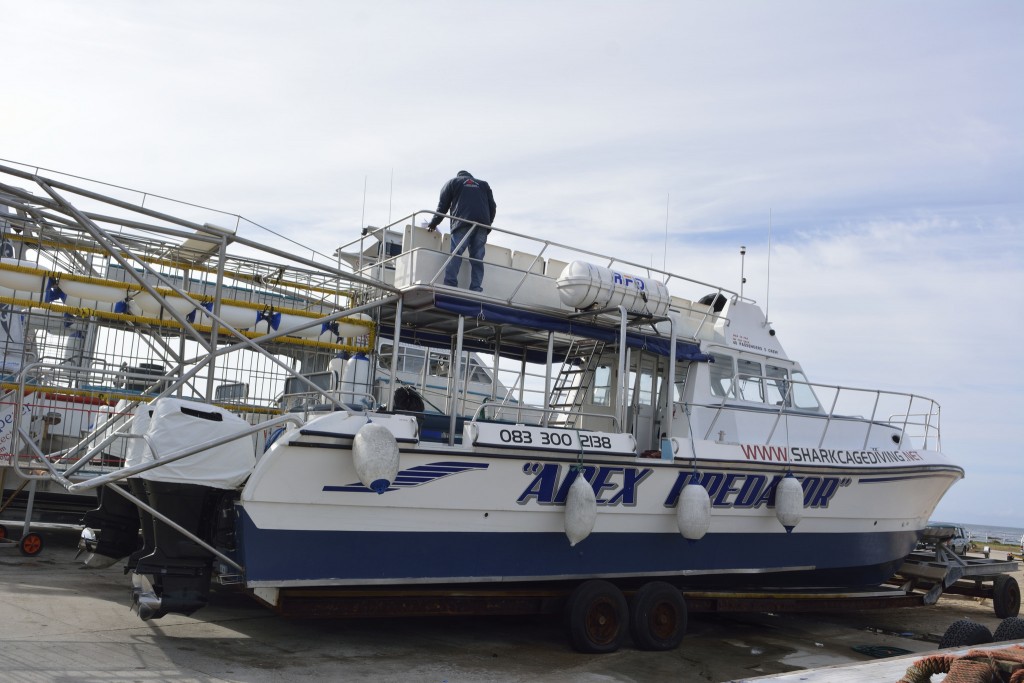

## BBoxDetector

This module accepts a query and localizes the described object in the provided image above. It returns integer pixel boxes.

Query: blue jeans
[445,226,487,292]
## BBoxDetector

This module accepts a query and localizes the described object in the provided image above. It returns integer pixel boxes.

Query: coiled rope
[898,645,1024,683]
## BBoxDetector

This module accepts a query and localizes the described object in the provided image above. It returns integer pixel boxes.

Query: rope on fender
[897,645,1024,683]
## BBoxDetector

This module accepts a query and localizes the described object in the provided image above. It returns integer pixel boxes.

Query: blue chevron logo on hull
[324,461,489,493]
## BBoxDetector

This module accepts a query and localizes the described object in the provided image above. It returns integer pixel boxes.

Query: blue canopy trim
[429,294,712,363]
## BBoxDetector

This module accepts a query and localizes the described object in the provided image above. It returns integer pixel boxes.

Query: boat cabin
[331,214,931,457]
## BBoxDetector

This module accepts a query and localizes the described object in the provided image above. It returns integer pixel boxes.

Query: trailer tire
[564,580,628,654]
[993,574,1021,619]
[938,619,992,649]
[629,581,687,651]
[993,617,1024,642]
[19,532,44,557]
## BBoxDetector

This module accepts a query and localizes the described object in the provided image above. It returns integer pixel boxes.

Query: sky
[2,1,1022,526]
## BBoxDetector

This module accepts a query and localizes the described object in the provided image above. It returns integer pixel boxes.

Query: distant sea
[959,522,1024,545]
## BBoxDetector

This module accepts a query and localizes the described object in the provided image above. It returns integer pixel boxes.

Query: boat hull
[235,413,962,592]
[237,512,920,590]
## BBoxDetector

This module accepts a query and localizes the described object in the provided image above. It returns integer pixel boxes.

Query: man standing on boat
[427,170,497,292]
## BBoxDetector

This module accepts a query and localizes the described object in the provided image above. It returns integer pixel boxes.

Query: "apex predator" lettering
[517,462,850,509]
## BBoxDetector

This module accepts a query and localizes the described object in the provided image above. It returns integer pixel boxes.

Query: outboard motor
[78,401,152,569]
[127,398,256,620]
[79,484,142,568]
[132,481,228,619]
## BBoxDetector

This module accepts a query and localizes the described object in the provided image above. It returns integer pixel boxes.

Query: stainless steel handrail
[699,373,941,449]
[470,402,621,433]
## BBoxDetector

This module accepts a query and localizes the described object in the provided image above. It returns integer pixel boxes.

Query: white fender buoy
[132,291,196,320]
[352,423,400,494]
[564,472,597,547]
[56,278,132,304]
[194,302,260,330]
[775,473,804,533]
[677,482,712,540]
[0,259,47,293]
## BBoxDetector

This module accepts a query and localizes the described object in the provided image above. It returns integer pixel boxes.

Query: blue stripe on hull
[237,510,918,589]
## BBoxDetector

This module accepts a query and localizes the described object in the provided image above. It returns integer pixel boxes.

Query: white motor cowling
[352,423,400,494]
[564,472,597,547]
[775,473,804,533]
[677,482,712,540]
[137,398,256,489]
[556,261,671,316]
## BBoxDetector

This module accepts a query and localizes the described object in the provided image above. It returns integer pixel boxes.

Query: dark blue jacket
[428,171,497,232]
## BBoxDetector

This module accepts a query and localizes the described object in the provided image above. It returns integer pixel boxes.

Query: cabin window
[790,371,821,410]
[709,353,735,398]
[632,368,657,406]
[673,361,690,402]
[765,365,790,406]
[428,351,449,377]
[396,347,425,375]
[378,343,393,370]
[592,365,612,406]
[737,359,764,402]
[461,358,492,385]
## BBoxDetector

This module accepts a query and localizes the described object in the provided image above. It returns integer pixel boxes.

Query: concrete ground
[0,526,1020,683]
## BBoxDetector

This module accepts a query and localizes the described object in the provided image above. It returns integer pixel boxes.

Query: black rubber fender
[993,616,1024,642]
[938,618,993,649]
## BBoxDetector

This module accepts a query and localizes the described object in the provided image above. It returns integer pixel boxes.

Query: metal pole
[448,315,464,446]
[544,331,554,427]
[387,298,403,410]
[491,328,501,404]
[664,314,677,442]
[206,234,230,398]
[518,353,527,423]
[617,306,628,429]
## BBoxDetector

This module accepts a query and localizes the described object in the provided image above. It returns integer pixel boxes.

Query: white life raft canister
[556,261,670,316]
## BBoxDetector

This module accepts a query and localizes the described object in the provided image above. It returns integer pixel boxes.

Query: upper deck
[336,210,756,367]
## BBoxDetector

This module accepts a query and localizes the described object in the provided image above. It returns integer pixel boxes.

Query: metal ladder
[548,338,605,428]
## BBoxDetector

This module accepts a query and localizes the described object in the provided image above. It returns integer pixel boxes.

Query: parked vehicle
[918,523,973,555]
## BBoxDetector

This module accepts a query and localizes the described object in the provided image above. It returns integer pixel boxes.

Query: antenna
[765,208,773,324]
[360,175,367,230]
[388,168,394,225]
[740,245,747,298]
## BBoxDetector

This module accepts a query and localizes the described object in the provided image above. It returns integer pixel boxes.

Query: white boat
[0,163,963,652]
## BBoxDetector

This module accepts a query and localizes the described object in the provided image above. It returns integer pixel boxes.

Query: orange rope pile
[897,645,1024,682]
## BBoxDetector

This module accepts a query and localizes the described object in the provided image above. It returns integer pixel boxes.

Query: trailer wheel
[993,617,1024,642]
[993,574,1021,619]
[564,580,628,653]
[628,581,687,651]
[938,618,992,649]
[19,532,44,557]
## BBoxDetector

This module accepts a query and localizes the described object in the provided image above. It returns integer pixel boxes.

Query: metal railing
[698,373,941,451]
[471,402,621,433]
[339,209,739,310]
